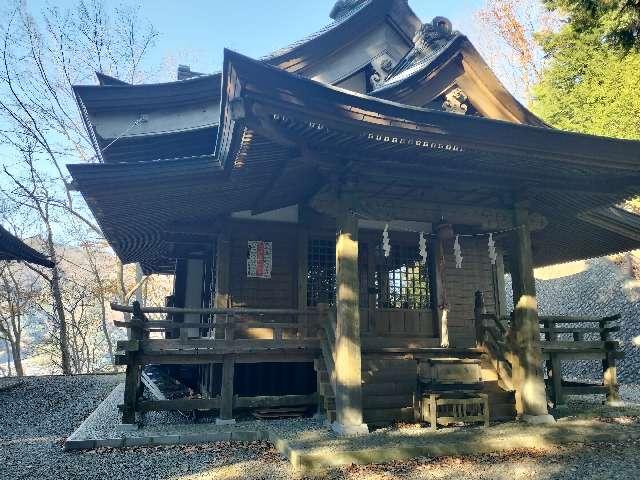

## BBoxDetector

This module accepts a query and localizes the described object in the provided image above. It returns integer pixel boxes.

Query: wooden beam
[311,190,547,231]
[234,393,317,408]
[138,398,221,412]
[333,205,367,434]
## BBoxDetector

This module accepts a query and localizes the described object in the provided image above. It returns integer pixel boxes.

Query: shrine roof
[68,49,640,273]
[0,225,55,268]
[262,0,419,71]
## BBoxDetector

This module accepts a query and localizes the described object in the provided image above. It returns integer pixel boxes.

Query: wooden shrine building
[70,0,640,434]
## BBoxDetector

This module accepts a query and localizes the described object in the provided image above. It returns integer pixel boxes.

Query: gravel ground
[2,374,640,479]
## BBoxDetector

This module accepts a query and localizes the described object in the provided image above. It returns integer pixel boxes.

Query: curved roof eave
[0,225,55,268]
[220,49,640,168]
[371,35,549,128]
[72,73,222,113]
[262,0,420,73]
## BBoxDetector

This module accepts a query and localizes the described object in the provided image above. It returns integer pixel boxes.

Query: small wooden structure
[70,1,640,434]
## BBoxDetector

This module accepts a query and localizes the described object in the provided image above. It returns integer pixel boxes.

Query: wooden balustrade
[538,314,622,406]
[113,301,321,425]
[111,302,318,341]
[473,295,623,409]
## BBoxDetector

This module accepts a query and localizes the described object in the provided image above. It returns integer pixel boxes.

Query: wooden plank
[540,327,620,334]
[234,394,317,408]
[538,314,621,324]
[563,384,608,395]
[141,372,166,400]
[219,356,235,420]
[138,398,221,412]
[111,303,305,316]
[137,352,317,365]
[139,338,319,351]
[541,341,612,352]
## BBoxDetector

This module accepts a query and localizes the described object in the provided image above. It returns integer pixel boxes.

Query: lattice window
[376,243,430,309]
[307,239,336,307]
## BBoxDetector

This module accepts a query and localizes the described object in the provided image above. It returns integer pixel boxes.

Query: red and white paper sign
[247,241,272,279]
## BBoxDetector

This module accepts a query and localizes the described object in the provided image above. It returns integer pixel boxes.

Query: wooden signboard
[247,241,273,279]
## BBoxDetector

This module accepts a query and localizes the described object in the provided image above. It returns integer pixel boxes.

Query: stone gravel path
[2,374,640,479]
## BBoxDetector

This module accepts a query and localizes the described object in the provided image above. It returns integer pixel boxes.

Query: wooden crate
[421,392,490,430]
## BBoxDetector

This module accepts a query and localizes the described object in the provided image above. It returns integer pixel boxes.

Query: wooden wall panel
[228,222,298,310]
[441,237,501,347]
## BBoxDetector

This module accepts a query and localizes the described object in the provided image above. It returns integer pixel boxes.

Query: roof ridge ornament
[414,17,454,57]
[329,0,368,20]
[381,16,456,83]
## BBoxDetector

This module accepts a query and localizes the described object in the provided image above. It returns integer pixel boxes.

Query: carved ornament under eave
[443,87,469,115]
[370,53,397,89]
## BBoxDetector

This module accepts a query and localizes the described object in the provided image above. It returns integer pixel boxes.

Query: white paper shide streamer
[382,223,391,257]
[419,232,428,265]
[454,234,463,269]
[488,233,497,265]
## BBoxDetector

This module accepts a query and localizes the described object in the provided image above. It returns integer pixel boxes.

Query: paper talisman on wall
[247,241,272,279]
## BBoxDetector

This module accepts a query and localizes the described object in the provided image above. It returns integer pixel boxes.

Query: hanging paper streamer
[454,235,463,269]
[488,233,497,265]
[419,232,428,265]
[382,223,391,258]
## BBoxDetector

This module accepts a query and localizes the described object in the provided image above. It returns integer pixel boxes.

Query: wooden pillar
[122,309,144,425]
[214,232,236,424]
[332,208,368,435]
[432,224,450,347]
[509,206,555,424]
[601,319,623,406]
[297,229,309,338]
[214,232,231,339]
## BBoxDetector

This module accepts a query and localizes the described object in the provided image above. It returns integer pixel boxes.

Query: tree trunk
[46,226,71,375]
[99,293,115,370]
[4,339,12,377]
[9,339,24,377]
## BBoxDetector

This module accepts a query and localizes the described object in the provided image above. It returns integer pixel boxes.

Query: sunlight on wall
[534,260,588,281]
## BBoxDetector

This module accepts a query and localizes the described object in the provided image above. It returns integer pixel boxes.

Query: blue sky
[35,0,484,78]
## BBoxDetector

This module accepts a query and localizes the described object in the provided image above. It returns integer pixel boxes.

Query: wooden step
[362,368,417,383]
[362,381,415,396]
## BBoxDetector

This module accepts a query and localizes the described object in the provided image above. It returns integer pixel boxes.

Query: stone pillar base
[215,418,236,426]
[604,399,625,407]
[331,421,369,436]
[522,414,556,425]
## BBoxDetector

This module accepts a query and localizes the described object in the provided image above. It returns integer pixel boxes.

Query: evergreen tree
[543,0,640,49]
[531,1,640,140]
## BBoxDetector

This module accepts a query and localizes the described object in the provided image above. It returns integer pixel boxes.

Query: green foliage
[543,0,640,49]
[531,26,640,140]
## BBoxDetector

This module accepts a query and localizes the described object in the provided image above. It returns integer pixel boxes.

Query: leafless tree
[474,0,560,102]
[0,261,41,376]
[0,0,158,373]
